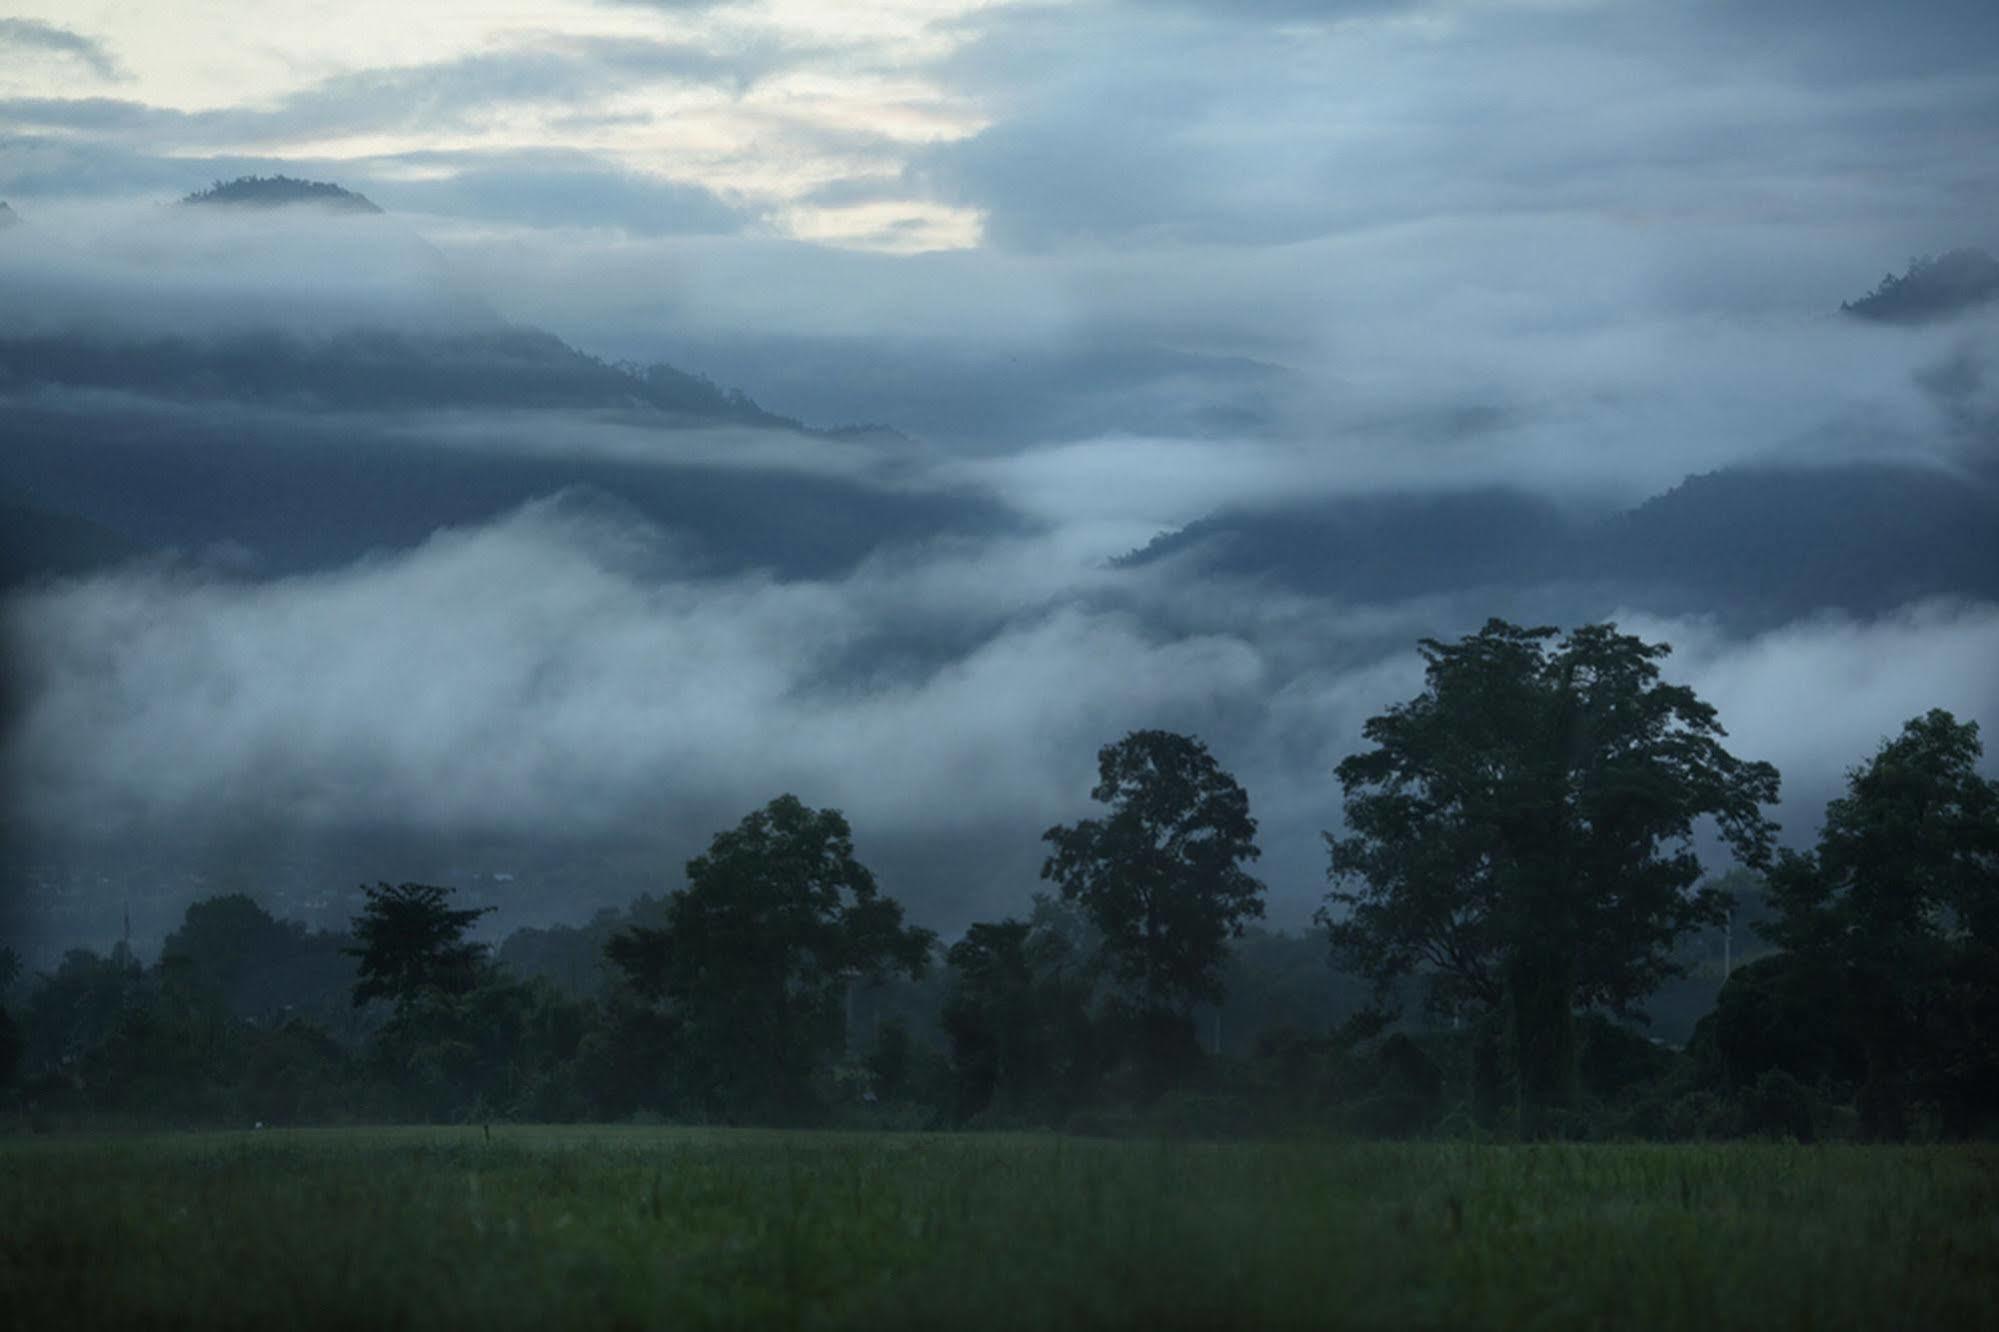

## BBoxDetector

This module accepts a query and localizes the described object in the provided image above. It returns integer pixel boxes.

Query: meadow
[3,1127,1994,1330]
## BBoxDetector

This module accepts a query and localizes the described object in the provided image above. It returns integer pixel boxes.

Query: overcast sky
[4,1,1998,951]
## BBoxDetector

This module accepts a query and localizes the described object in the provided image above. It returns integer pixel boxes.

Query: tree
[1041,730,1266,1055]
[345,883,491,1011]
[18,944,149,1078]
[941,899,1101,1123]
[162,893,353,1022]
[1764,709,1999,1139]
[1322,620,1779,1136]
[605,795,935,1120]
[1692,951,1862,1125]
[0,945,19,1088]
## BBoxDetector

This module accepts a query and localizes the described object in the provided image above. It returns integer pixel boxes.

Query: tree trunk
[1470,1014,1505,1131]
[1852,965,1910,1142]
[1507,947,1576,1140]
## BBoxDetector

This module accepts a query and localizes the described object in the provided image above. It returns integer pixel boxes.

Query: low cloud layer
[9,491,1996,941]
[0,200,493,338]
[2,0,1996,956]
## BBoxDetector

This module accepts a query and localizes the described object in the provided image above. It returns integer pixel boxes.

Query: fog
[7,472,1998,945]
[0,201,494,338]
[3,0,1998,960]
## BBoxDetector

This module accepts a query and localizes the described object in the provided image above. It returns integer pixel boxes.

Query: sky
[3,0,1998,953]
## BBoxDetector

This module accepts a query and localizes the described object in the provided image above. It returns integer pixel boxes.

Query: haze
[3,0,1997,961]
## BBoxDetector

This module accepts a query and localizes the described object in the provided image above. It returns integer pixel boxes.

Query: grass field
[3,1127,1996,1330]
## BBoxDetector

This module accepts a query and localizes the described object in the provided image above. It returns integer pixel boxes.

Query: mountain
[0,202,19,230]
[0,324,808,424]
[1120,488,1580,601]
[1841,249,1999,324]
[0,493,143,588]
[8,193,1996,613]
[1115,251,1999,625]
[1121,463,1999,627]
[0,176,800,425]
[0,394,1012,583]
[0,175,1003,585]
[1590,464,1999,616]
[181,175,383,214]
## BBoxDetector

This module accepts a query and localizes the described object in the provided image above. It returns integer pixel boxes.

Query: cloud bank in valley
[3,0,1998,952]
[9,483,1997,939]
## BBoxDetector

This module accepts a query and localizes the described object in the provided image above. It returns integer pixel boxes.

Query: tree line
[2,619,1993,1141]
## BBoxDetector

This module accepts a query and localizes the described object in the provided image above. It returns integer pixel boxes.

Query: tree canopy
[1765,709,1999,1138]
[605,795,935,1120]
[1322,619,1780,1134]
[942,897,1100,1123]
[346,883,491,1010]
[1042,730,1266,1018]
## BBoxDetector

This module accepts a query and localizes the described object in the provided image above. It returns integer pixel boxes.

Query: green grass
[3,1127,1995,1330]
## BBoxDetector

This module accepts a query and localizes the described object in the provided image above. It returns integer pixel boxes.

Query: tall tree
[1764,709,1999,1139]
[1042,730,1266,1031]
[606,795,934,1120]
[346,883,491,1010]
[0,946,19,1088]
[1323,620,1779,1136]
[942,897,1101,1123]
[162,893,353,1021]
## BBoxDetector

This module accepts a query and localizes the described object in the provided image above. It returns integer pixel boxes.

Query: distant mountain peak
[0,201,19,229]
[1841,248,1999,324]
[181,175,383,214]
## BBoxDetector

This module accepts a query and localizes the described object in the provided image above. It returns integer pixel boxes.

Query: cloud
[917,0,1999,252]
[0,18,123,81]
[371,149,747,236]
[1620,600,1999,825]
[3,0,1998,952]
[0,10,971,247]
[1679,0,1999,80]
[0,199,493,338]
[0,36,777,152]
[0,138,748,243]
[7,480,1996,939]
[0,499,1266,920]
[1151,0,1427,18]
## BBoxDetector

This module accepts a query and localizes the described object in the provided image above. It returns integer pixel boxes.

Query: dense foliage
[1760,710,1999,1139]
[1041,730,1265,1084]
[3,628,1994,1141]
[1840,248,1999,323]
[602,796,937,1121]
[181,175,383,212]
[1322,620,1781,1135]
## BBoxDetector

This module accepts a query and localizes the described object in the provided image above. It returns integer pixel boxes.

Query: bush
[1658,1089,1739,1141]
[1576,1015,1677,1104]
[1140,1090,1261,1139]
[1739,1069,1816,1142]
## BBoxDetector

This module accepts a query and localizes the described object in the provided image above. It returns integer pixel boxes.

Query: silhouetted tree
[0,945,19,1088]
[606,795,935,1120]
[1323,620,1779,1137]
[20,944,148,1076]
[500,896,670,997]
[346,883,491,1011]
[1765,709,1999,1139]
[1696,952,1860,1098]
[1841,249,1999,323]
[1042,731,1265,1090]
[161,893,353,1022]
[942,902,1102,1123]
[1043,731,1265,1017]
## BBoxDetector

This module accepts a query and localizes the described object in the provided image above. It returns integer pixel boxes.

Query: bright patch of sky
[0,0,1001,250]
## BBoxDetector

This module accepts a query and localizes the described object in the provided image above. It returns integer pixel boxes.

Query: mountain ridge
[181,175,383,214]
[1841,248,1999,324]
